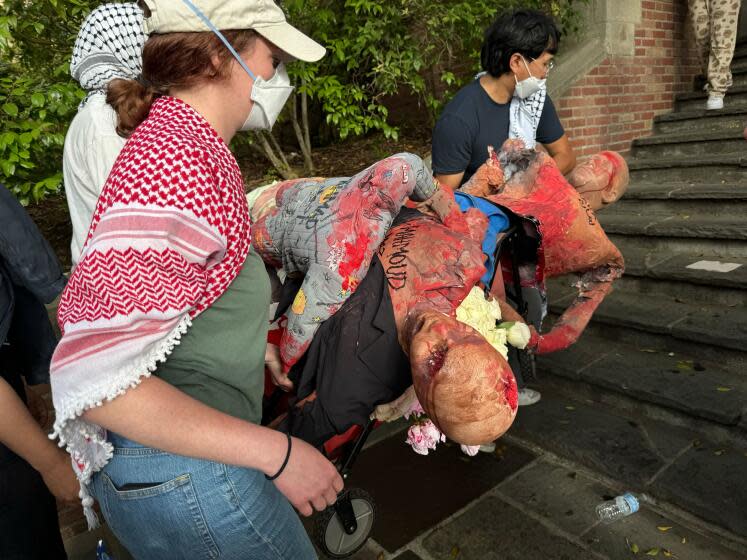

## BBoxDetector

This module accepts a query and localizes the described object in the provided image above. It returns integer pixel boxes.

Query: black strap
[265,432,292,481]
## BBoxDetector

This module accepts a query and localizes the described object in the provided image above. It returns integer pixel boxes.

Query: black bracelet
[266,432,292,481]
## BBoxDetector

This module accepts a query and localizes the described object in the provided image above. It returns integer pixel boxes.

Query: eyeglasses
[531,57,555,76]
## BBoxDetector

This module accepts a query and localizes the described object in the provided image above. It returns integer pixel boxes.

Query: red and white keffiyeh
[50,97,250,525]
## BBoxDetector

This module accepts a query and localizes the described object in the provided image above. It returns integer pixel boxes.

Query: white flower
[506,321,531,349]
[456,287,509,359]
[460,445,480,456]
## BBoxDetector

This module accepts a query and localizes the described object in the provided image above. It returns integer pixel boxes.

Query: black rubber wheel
[313,488,376,559]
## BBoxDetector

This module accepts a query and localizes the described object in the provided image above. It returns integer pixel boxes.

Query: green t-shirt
[155,250,270,424]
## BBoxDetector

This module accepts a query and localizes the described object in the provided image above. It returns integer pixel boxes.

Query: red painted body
[462,141,626,355]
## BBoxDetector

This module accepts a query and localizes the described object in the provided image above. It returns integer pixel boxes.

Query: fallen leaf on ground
[662,549,677,558]
[681,536,687,544]
[565,405,576,410]
[714,450,725,456]
[657,526,673,532]
[641,349,657,353]
[676,360,693,371]
[645,548,660,556]
[451,546,460,558]
[716,387,732,392]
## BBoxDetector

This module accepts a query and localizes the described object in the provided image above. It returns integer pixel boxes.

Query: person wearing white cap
[49,1,337,558]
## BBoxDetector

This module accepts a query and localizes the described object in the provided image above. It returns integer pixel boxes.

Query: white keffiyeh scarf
[70,3,146,107]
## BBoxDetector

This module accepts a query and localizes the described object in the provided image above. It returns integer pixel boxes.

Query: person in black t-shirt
[432,9,576,188]
[432,9,578,410]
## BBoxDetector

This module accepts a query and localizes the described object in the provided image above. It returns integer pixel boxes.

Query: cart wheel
[314,488,375,559]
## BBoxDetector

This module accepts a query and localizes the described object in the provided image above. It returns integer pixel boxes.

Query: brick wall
[556,0,701,157]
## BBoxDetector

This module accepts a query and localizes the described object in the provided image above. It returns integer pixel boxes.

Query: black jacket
[0,184,66,385]
[282,254,411,447]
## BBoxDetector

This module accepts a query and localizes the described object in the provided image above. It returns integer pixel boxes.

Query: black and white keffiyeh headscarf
[474,71,547,150]
[70,3,146,106]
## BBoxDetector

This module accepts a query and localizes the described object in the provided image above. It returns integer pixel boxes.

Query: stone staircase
[514,40,747,542]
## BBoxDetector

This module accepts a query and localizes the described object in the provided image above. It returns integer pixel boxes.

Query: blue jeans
[90,433,316,560]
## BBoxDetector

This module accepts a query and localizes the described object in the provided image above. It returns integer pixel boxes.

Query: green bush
[1,0,587,201]
[0,0,95,204]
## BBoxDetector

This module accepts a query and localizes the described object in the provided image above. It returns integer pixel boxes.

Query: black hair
[480,9,561,77]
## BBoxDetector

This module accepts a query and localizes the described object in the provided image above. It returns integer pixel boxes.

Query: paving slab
[578,344,747,425]
[345,541,385,560]
[585,507,747,560]
[510,390,696,486]
[422,496,591,560]
[346,436,536,552]
[496,458,613,536]
[652,443,747,538]
[391,551,426,560]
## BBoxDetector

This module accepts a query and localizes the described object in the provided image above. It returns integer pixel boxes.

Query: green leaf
[30,92,44,107]
[646,548,660,556]
[2,102,18,117]
[0,160,16,176]
[716,387,732,392]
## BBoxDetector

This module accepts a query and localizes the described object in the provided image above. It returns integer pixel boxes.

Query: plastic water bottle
[595,492,640,524]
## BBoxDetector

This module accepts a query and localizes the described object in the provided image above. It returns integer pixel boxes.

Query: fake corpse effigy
[461,140,629,354]
[270,207,523,448]
[248,153,469,374]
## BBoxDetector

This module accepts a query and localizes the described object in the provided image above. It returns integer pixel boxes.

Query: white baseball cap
[142,0,326,62]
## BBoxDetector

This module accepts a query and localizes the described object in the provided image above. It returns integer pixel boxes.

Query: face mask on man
[514,56,546,100]
[180,0,294,130]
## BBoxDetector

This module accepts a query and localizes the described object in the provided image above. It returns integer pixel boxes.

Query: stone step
[675,85,747,112]
[607,231,747,262]
[606,243,747,306]
[510,386,747,538]
[598,209,747,243]
[547,287,747,355]
[535,331,747,428]
[631,129,747,158]
[733,65,747,87]
[653,105,747,135]
[627,154,747,184]
[612,195,747,216]
[733,58,747,73]
[621,181,747,201]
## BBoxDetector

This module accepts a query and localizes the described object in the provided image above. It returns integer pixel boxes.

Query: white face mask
[240,63,294,131]
[514,56,546,99]
[179,0,294,131]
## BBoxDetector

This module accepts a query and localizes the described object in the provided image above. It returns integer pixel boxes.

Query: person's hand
[25,384,50,428]
[272,436,344,516]
[40,451,80,504]
[526,325,541,352]
[266,343,293,391]
[373,385,417,422]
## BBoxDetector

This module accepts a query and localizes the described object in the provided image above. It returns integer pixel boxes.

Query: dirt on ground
[27,125,433,272]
